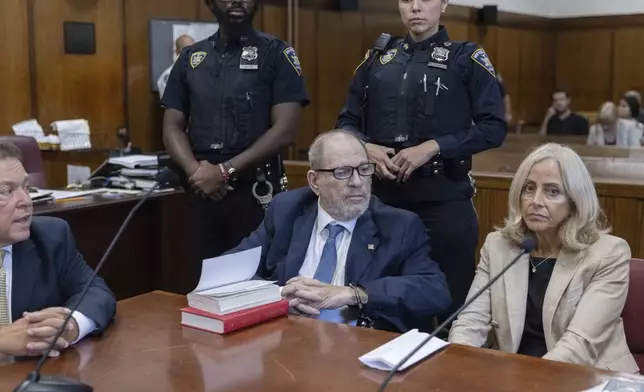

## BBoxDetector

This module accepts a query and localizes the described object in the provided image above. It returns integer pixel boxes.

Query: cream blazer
[449,231,639,374]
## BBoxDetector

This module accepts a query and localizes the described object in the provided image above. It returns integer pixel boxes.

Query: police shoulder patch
[471,48,495,76]
[379,48,397,65]
[283,46,302,76]
[190,51,207,69]
[353,50,371,75]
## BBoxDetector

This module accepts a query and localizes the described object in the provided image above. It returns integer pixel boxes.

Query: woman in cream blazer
[449,143,638,374]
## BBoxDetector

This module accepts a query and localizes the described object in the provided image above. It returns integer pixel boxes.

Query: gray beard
[320,196,370,222]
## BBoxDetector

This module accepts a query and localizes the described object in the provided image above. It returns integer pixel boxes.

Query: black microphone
[376,237,537,392]
[13,169,178,392]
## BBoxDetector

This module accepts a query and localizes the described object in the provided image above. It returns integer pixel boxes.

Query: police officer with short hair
[336,0,506,330]
[161,0,309,263]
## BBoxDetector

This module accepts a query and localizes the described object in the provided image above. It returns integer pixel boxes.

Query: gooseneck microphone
[377,237,537,392]
[13,169,177,392]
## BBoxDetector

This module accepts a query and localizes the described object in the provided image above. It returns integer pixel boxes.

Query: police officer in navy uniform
[336,0,506,330]
[161,0,309,265]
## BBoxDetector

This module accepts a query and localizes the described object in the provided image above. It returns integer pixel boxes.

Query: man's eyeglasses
[315,163,376,180]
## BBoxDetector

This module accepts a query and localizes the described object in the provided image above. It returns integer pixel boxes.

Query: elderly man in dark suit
[0,142,116,358]
[226,130,450,332]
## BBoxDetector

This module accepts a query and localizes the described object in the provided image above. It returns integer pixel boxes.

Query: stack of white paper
[12,119,45,140]
[51,119,91,151]
[359,329,450,372]
[108,155,158,169]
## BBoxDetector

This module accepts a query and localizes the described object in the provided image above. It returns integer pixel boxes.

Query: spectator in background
[498,73,512,125]
[587,102,641,147]
[157,34,195,99]
[539,90,589,136]
[619,95,643,128]
[624,90,644,124]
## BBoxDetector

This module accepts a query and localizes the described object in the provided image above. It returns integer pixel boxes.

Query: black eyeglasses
[315,163,376,180]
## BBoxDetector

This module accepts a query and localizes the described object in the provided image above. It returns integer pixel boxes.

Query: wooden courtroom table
[0,291,632,392]
[33,190,200,300]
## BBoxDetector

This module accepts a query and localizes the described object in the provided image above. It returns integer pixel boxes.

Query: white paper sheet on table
[33,188,106,200]
[581,377,644,391]
[190,247,264,293]
[359,329,450,372]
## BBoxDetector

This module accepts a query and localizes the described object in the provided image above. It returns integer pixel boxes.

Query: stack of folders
[107,155,160,191]
[180,247,289,335]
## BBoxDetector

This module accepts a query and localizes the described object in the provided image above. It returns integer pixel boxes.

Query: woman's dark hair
[622,95,640,119]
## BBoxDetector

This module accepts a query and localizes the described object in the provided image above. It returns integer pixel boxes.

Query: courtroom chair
[622,258,644,370]
[0,135,46,188]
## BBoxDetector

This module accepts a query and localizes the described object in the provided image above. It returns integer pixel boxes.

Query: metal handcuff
[251,166,289,211]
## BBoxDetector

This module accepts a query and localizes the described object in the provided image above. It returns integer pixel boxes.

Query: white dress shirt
[2,245,96,344]
[299,202,358,285]
[157,64,173,100]
[290,203,359,323]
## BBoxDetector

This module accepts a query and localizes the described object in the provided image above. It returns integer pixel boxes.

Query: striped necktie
[0,250,8,326]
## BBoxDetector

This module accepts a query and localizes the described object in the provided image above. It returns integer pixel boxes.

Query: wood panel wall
[3,1,644,163]
[553,15,644,114]
[0,0,554,162]
[0,0,32,132]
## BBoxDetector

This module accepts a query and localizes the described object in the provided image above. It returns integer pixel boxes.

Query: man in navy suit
[226,130,450,332]
[0,142,116,357]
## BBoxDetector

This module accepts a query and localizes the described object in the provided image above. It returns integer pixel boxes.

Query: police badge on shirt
[240,46,259,70]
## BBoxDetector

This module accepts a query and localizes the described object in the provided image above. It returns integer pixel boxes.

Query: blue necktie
[313,224,356,325]
[313,224,344,284]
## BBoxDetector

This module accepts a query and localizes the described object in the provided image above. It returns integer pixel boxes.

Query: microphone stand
[13,170,176,392]
[376,238,537,392]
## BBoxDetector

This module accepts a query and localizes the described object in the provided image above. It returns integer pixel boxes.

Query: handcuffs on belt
[251,163,289,211]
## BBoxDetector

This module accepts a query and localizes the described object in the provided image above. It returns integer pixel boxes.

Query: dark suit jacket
[11,216,116,334]
[226,187,451,332]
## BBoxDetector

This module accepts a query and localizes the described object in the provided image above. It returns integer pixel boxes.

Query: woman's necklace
[530,252,557,273]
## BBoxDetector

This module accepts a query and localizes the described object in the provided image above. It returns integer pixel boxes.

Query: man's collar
[404,24,450,51]
[213,28,259,51]
[1,244,12,256]
[316,200,358,235]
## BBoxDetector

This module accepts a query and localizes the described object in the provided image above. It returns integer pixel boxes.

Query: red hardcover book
[180,299,289,334]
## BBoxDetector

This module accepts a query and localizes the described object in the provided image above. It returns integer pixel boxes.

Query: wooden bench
[474,150,644,180]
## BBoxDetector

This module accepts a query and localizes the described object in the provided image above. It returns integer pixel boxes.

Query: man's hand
[282,277,355,317]
[24,307,80,346]
[0,317,72,357]
[364,143,399,180]
[391,140,440,182]
[546,106,556,119]
[188,161,233,201]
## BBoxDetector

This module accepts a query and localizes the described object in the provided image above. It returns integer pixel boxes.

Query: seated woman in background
[587,101,641,146]
[618,95,644,142]
[448,143,638,373]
